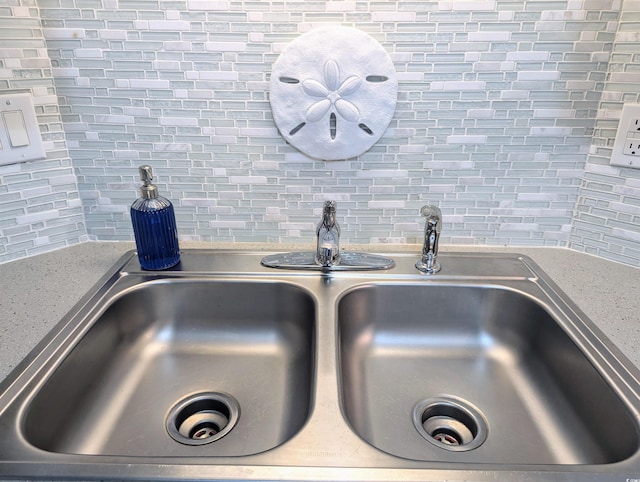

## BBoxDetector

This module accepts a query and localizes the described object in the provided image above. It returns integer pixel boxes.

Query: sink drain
[166,392,240,446]
[413,396,487,452]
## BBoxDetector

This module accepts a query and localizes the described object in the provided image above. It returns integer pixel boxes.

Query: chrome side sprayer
[416,204,442,274]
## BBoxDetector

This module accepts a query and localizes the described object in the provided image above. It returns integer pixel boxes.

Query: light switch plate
[611,103,640,169]
[0,93,46,166]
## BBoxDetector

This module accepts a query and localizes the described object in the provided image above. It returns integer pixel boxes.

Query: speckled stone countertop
[1,242,639,384]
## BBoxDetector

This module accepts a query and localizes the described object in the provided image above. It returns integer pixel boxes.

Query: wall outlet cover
[611,103,640,169]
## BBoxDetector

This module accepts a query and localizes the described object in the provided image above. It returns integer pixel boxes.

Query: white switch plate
[611,103,640,169]
[0,93,46,166]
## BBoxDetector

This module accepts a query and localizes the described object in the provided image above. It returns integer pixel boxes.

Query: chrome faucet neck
[315,201,341,268]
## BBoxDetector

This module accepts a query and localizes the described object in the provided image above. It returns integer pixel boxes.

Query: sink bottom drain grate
[413,396,488,452]
[166,392,240,446]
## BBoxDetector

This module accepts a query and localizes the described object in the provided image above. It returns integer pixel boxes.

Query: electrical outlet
[622,140,640,156]
[611,104,640,169]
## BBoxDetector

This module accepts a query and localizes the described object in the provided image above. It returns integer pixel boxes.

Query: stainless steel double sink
[0,250,639,481]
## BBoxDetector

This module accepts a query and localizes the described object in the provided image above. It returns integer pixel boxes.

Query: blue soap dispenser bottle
[130,165,181,270]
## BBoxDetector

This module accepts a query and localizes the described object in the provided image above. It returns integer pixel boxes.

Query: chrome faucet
[416,204,442,274]
[261,200,394,271]
[315,200,341,268]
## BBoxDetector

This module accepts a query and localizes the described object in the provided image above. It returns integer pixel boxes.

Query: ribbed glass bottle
[130,166,180,270]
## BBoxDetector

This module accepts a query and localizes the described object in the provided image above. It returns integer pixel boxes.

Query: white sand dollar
[270,26,398,161]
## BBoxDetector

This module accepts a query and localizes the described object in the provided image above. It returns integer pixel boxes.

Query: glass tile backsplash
[1,0,639,267]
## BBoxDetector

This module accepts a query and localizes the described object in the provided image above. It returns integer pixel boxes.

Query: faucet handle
[320,200,338,227]
[316,200,341,267]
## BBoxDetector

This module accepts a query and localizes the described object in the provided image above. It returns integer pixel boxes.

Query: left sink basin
[21,278,316,457]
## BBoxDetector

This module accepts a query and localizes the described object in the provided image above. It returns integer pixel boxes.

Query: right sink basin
[337,283,639,465]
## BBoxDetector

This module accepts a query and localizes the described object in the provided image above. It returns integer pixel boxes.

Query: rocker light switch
[0,93,46,166]
[3,110,30,147]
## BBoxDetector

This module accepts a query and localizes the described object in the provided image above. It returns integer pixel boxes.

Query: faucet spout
[315,201,341,268]
[416,204,442,274]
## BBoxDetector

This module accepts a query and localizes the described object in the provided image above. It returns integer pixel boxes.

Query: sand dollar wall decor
[269,26,398,161]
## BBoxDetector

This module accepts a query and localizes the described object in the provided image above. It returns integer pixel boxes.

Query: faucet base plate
[415,258,441,274]
[261,251,395,271]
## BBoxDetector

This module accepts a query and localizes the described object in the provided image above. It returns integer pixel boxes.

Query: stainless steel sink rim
[0,250,639,482]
